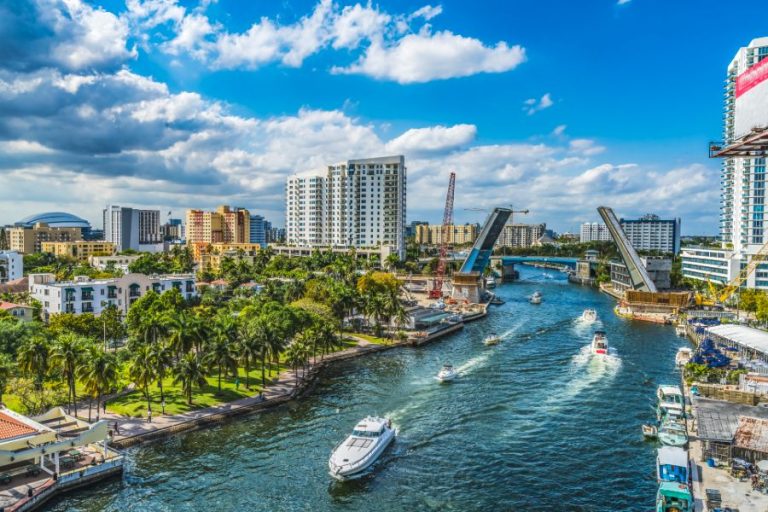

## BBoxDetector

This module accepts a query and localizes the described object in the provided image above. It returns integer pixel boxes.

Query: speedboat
[581,309,598,323]
[657,402,685,423]
[530,291,542,304]
[591,331,608,355]
[675,347,692,367]
[483,333,501,346]
[328,416,395,480]
[436,364,458,382]
[642,424,658,439]
[656,481,692,512]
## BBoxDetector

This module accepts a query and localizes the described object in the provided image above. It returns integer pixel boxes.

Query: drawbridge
[597,206,657,293]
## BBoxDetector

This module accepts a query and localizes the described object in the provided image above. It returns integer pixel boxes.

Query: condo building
[620,214,681,255]
[186,206,251,245]
[8,223,82,254]
[103,205,162,252]
[414,224,478,245]
[496,223,547,249]
[286,156,406,257]
[580,222,611,243]
[40,241,116,261]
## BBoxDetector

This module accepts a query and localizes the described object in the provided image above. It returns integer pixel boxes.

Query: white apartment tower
[286,156,406,257]
[580,222,611,243]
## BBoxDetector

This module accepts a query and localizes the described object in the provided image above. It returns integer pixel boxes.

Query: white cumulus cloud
[524,93,554,115]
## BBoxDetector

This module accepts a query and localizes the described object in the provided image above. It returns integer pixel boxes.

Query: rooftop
[657,446,688,467]
[0,409,49,442]
[707,324,768,355]
[14,212,90,229]
[694,397,768,442]
[0,302,26,311]
[734,416,768,454]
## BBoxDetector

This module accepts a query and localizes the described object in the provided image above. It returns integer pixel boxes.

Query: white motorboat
[581,309,598,323]
[675,347,693,367]
[675,324,687,337]
[483,333,501,346]
[642,424,658,439]
[329,416,395,480]
[591,330,608,355]
[436,363,458,382]
[530,291,542,304]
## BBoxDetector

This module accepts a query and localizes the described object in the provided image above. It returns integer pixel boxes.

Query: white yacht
[329,416,395,480]
[675,347,693,367]
[591,330,608,355]
[530,291,542,304]
[483,333,501,346]
[581,309,598,323]
[436,363,458,382]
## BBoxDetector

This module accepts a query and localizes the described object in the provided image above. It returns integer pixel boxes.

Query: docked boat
[485,277,496,289]
[328,416,395,480]
[642,424,658,439]
[581,309,598,323]
[675,347,692,367]
[657,446,689,483]
[658,422,688,448]
[657,402,685,423]
[657,385,684,407]
[483,333,501,346]
[656,481,692,512]
[489,294,505,305]
[675,324,687,337]
[435,364,458,382]
[590,331,608,355]
[530,291,542,304]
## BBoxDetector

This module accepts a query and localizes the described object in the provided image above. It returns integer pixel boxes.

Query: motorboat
[489,295,505,305]
[590,331,608,355]
[485,276,496,289]
[581,309,598,323]
[657,402,685,423]
[642,424,658,439]
[483,333,501,346]
[435,364,458,382]
[658,421,688,448]
[430,300,446,310]
[328,416,395,480]
[675,347,692,367]
[656,481,692,512]
[675,324,687,337]
[657,446,689,483]
[657,385,684,407]
[530,291,542,305]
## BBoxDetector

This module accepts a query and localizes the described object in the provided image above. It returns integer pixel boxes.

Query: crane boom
[430,172,456,299]
[717,240,768,303]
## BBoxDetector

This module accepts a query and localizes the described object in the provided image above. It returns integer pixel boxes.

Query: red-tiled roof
[0,411,37,440]
[0,301,24,310]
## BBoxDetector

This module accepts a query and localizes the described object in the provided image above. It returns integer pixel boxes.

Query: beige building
[41,241,115,261]
[191,242,262,268]
[415,224,478,245]
[496,223,546,248]
[186,206,251,245]
[8,223,82,254]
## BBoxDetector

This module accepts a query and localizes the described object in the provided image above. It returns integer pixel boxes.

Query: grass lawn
[348,332,392,345]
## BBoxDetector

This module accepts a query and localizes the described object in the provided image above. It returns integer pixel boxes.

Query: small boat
[675,324,687,337]
[642,424,658,439]
[657,402,685,423]
[591,330,608,355]
[658,422,688,448]
[581,309,598,323]
[657,446,689,483]
[435,364,458,382]
[530,291,542,304]
[656,481,693,512]
[328,416,395,480]
[489,295,505,305]
[485,277,496,289]
[656,385,684,406]
[483,333,501,346]
[675,347,692,367]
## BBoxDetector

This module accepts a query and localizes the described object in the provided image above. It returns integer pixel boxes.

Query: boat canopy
[658,481,692,500]
[658,447,688,468]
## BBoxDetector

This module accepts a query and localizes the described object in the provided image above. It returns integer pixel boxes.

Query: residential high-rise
[186,206,251,245]
[103,205,162,252]
[580,222,611,243]
[286,156,406,257]
[249,214,268,245]
[682,38,768,287]
[8,224,82,254]
[496,223,546,248]
[619,214,681,254]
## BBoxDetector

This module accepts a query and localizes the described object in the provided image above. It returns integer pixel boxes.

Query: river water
[48,265,687,511]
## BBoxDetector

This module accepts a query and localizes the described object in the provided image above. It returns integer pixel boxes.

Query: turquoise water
[47,266,686,511]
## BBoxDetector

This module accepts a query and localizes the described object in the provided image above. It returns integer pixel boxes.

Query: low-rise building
[8,223,82,254]
[680,246,739,286]
[88,254,142,272]
[496,223,546,248]
[190,243,263,267]
[0,251,22,283]
[29,273,197,318]
[0,301,34,322]
[610,256,672,293]
[414,224,478,245]
[41,241,115,261]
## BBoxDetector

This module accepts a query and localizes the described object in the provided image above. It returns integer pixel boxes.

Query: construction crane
[430,172,456,299]
[697,239,768,306]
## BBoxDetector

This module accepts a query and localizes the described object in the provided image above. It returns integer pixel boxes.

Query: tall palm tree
[237,318,262,390]
[129,345,156,418]
[79,347,118,421]
[50,333,85,416]
[166,310,196,359]
[151,342,173,414]
[17,336,50,390]
[173,353,208,405]
[204,334,237,392]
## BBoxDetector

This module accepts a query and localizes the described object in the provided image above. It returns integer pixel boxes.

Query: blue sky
[0,0,766,234]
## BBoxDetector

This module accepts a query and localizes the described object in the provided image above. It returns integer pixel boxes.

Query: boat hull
[329,430,395,481]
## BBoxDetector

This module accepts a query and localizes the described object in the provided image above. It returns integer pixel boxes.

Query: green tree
[237,318,262,390]
[17,336,50,390]
[204,334,237,392]
[0,354,15,404]
[151,342,174,414]
[129,345,157,418]
[173,354,208,405]
[50,333,86,416]
[79,347,119,421]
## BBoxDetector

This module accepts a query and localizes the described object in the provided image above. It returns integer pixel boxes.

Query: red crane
[429,172,456,299]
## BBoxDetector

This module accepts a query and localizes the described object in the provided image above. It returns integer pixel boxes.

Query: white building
[496,223,546,248]
[580,222,611,243]
[0,251,22,283]
[683,37,768,288]
[29,273,197,318]
[620,214,681,254]
[103,205,162,252]
[286,156,406,257]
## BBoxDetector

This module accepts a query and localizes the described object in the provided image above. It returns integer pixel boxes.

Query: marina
[45,265,684,511]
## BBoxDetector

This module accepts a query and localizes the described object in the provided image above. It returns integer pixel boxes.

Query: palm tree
[0,354,14,405]
[129,345,156,418]
[166,310,196,359]
[237,318,262,390]
[151,342,174,414]
[50,333,85,416]
[204,334,237,392]
[173,353,208,405]
[79,347,118,421]
[17,336,50,390]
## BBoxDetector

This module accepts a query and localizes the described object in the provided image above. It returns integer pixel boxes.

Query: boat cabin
[352,417,388,438]
[656,481,692,512]
[658,402,685,422]
[657,385,684,406]
[657,447,689,483]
